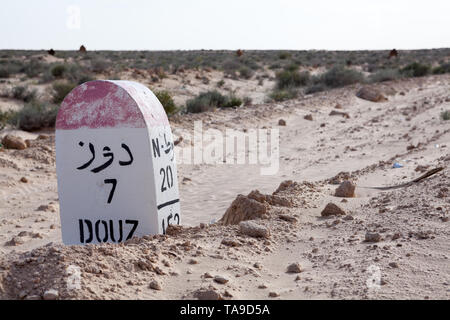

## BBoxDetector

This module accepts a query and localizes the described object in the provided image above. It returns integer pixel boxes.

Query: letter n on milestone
[55,80,180,245]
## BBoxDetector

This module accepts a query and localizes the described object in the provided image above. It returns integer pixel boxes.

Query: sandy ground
[0,74,449,300]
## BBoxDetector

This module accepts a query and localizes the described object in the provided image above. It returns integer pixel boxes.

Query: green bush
[51,64,67,78]
[319,66,365,88]
[239,66,254,79]
[223,95,242,108]
[8,101,59,131]
[441,110,450,121]
[0,67,11,78]
[432,63,450,74]
[305,83,326,94]
[401,62,430,77]
[269,88,298,101]
[23,59,45,78]
[52,81,76,104]
[0,109,15,130]
[275,69,310,90]
[186,90,241,113]
[66,64,94,84]
[278,52,291,60]
[369,69,401,82]
[12,86,37,102]
[285,63,300,72]
[91,58,109,73]
[154,90,177,115]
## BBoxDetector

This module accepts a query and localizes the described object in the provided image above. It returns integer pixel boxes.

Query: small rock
[239,221,270,238]
[329,110,350,118]
[203,272,213,279]
[149,280,162,291]
[223,290,233,298]
[304,114,313,121]
[24,139,33,148]
[25,295,41,300]
[174,136,183,146]
[221,237,240,247]
[258,284,268,289]
[268,291,279,298]
[321,203,346,217]
[188,259,198,265]
[343,215,354,221]
[286,262,302,273]
[335,181,356,198]
[20,177,28,183]
[278,119,286,126]
[18,290,28,299]
[391,233,402,240]
[5,236,24,246]
[214,276,229,284]
[388,262,399,268]
[194,289,221,300]
[37,134,49,140]
[43,289,59,300]
[1,135,27,150]
[279,214,297,223]
[37,204,56,212]
[365,232,381,243]
[356,87,387,102]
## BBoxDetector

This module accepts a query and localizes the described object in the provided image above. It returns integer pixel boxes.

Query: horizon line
[1,47,450,52]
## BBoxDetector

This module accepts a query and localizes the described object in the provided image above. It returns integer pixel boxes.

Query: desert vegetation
[0,48,449,130]
[186,90,242,113]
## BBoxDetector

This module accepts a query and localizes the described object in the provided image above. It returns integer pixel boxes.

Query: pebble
[321,203,346,217]
[149,280,162,291]
[239,221,270,238]
[365,232,381,243]
[335,181,356,198]
[268,291,279,297]
[389,262,399,268]
[194,289,221,300]
[43,289,59,300]
[214,275,229,284]
[286,262,302,273]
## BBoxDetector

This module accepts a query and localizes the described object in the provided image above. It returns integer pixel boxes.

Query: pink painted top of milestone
[56,80,169,130]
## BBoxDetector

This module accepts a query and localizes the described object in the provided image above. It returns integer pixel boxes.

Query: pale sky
[1,0,449,50]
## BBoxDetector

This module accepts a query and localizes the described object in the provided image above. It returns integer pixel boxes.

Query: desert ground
[0,50,449,300]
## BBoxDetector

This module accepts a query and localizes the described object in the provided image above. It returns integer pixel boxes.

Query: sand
[0,74,449,299]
